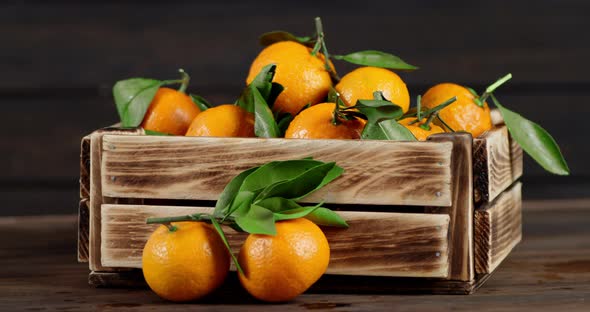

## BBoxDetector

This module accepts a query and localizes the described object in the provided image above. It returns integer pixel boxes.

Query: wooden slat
[474,125,523,204]
[79,135,91,199]
[88,270,491,295]
[100,135,453,207]
[428,133,474,281]
[474,182,522,274]
[101,204,451,278]
[77,198,89,263]
[89,128,144,271]
[78,135,91,263]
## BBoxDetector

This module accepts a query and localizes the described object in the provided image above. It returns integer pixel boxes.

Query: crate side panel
[474,126,523,204]
[474,182,522,274]
[100,136,453,206]
[101,204,450,278]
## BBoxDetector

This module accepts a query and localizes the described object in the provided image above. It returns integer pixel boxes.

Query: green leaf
[361,119,416,141]
[354,99,405,123]
[190,94,212,111]
[209,217,244,275]
[214,167,259,218]
[333,50,418,71]
[235,205,277,235]
[250,64,277,98]
[254,162,340,201]
[144,129,171,136]
[259,31,315,47]
[267,83,284,109]
[276,113,294,136]
[354,97,416,141]
[113,78,163,127]
[240,160,322,192]
[273,203,324,221]
[226,191,256,218]
[305,207,348,227]
[255,197,302,212]
[492,95,569,175]
[235,86,255,113]
[251,85,280,138]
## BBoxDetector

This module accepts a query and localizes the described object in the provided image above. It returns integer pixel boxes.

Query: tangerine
[238,218,330,302]
[141,87,201,135]
[142,222,230,302]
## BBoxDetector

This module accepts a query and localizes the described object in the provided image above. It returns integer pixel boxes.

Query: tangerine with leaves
[185,104,255,137]
[141,87,201,135]
[421,83,492,138]
[238,218,330,302]
[284,103,365,139]
[246,41,334,116]
[335,66,410,113]
[142,221,230,302]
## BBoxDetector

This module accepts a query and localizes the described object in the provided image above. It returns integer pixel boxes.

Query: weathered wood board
[99,135,453,207]
[89,128,144,271]
[88,270,491,295]
[428,133,474,282]
[474,126,523,204]
[101,204,451,278]
[474,182,522,274]
[78,135,91,263]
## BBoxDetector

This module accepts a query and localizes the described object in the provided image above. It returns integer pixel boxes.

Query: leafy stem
[310,17,340,82]
[407,96,457,126]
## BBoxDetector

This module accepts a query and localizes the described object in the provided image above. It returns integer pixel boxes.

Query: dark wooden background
[2,1,588,215]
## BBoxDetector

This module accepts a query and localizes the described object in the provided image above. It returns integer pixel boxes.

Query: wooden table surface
[1,199,589,311]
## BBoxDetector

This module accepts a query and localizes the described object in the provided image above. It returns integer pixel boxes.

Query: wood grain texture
[100,135,453,207]
[100,204,450,278]
[475,183,522,274]
[3,199,589,308]
[77,199,89,263]
[80,135,91,199]
[89,127,144,271]
[428,133,474,281]
[88,270,491,295]
[78,135,91,263]
[474,126,523,204]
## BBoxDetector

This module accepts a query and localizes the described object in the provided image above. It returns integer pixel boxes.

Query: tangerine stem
[479,73,512,104]
[165,223,178,232]
[147,213,213,225]
[416,94,422,122]
[312,16,340,82]
[437,115,456,132]
[177,68,190,93]
[420,112,437,131]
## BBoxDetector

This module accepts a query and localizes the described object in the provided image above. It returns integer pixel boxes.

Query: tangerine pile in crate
[78,17,569,300]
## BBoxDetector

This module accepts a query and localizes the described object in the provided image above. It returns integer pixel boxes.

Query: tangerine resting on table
[246,41,334,116]
[335,66,410,112]
[141,87,201,135]
[399,117,445,141]
[421,83,493,137]
[185,104,255,137]
[238,218,330,302]
[142,221,230,302]
[284,103,365,139]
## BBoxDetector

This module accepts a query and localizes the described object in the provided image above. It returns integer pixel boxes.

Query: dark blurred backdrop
[1,1,588,215]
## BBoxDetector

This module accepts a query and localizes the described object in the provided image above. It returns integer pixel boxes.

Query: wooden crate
[77,122,523,294]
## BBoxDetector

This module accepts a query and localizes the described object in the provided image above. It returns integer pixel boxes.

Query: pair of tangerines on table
[140,41,493,141]
[143,218,328,303]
